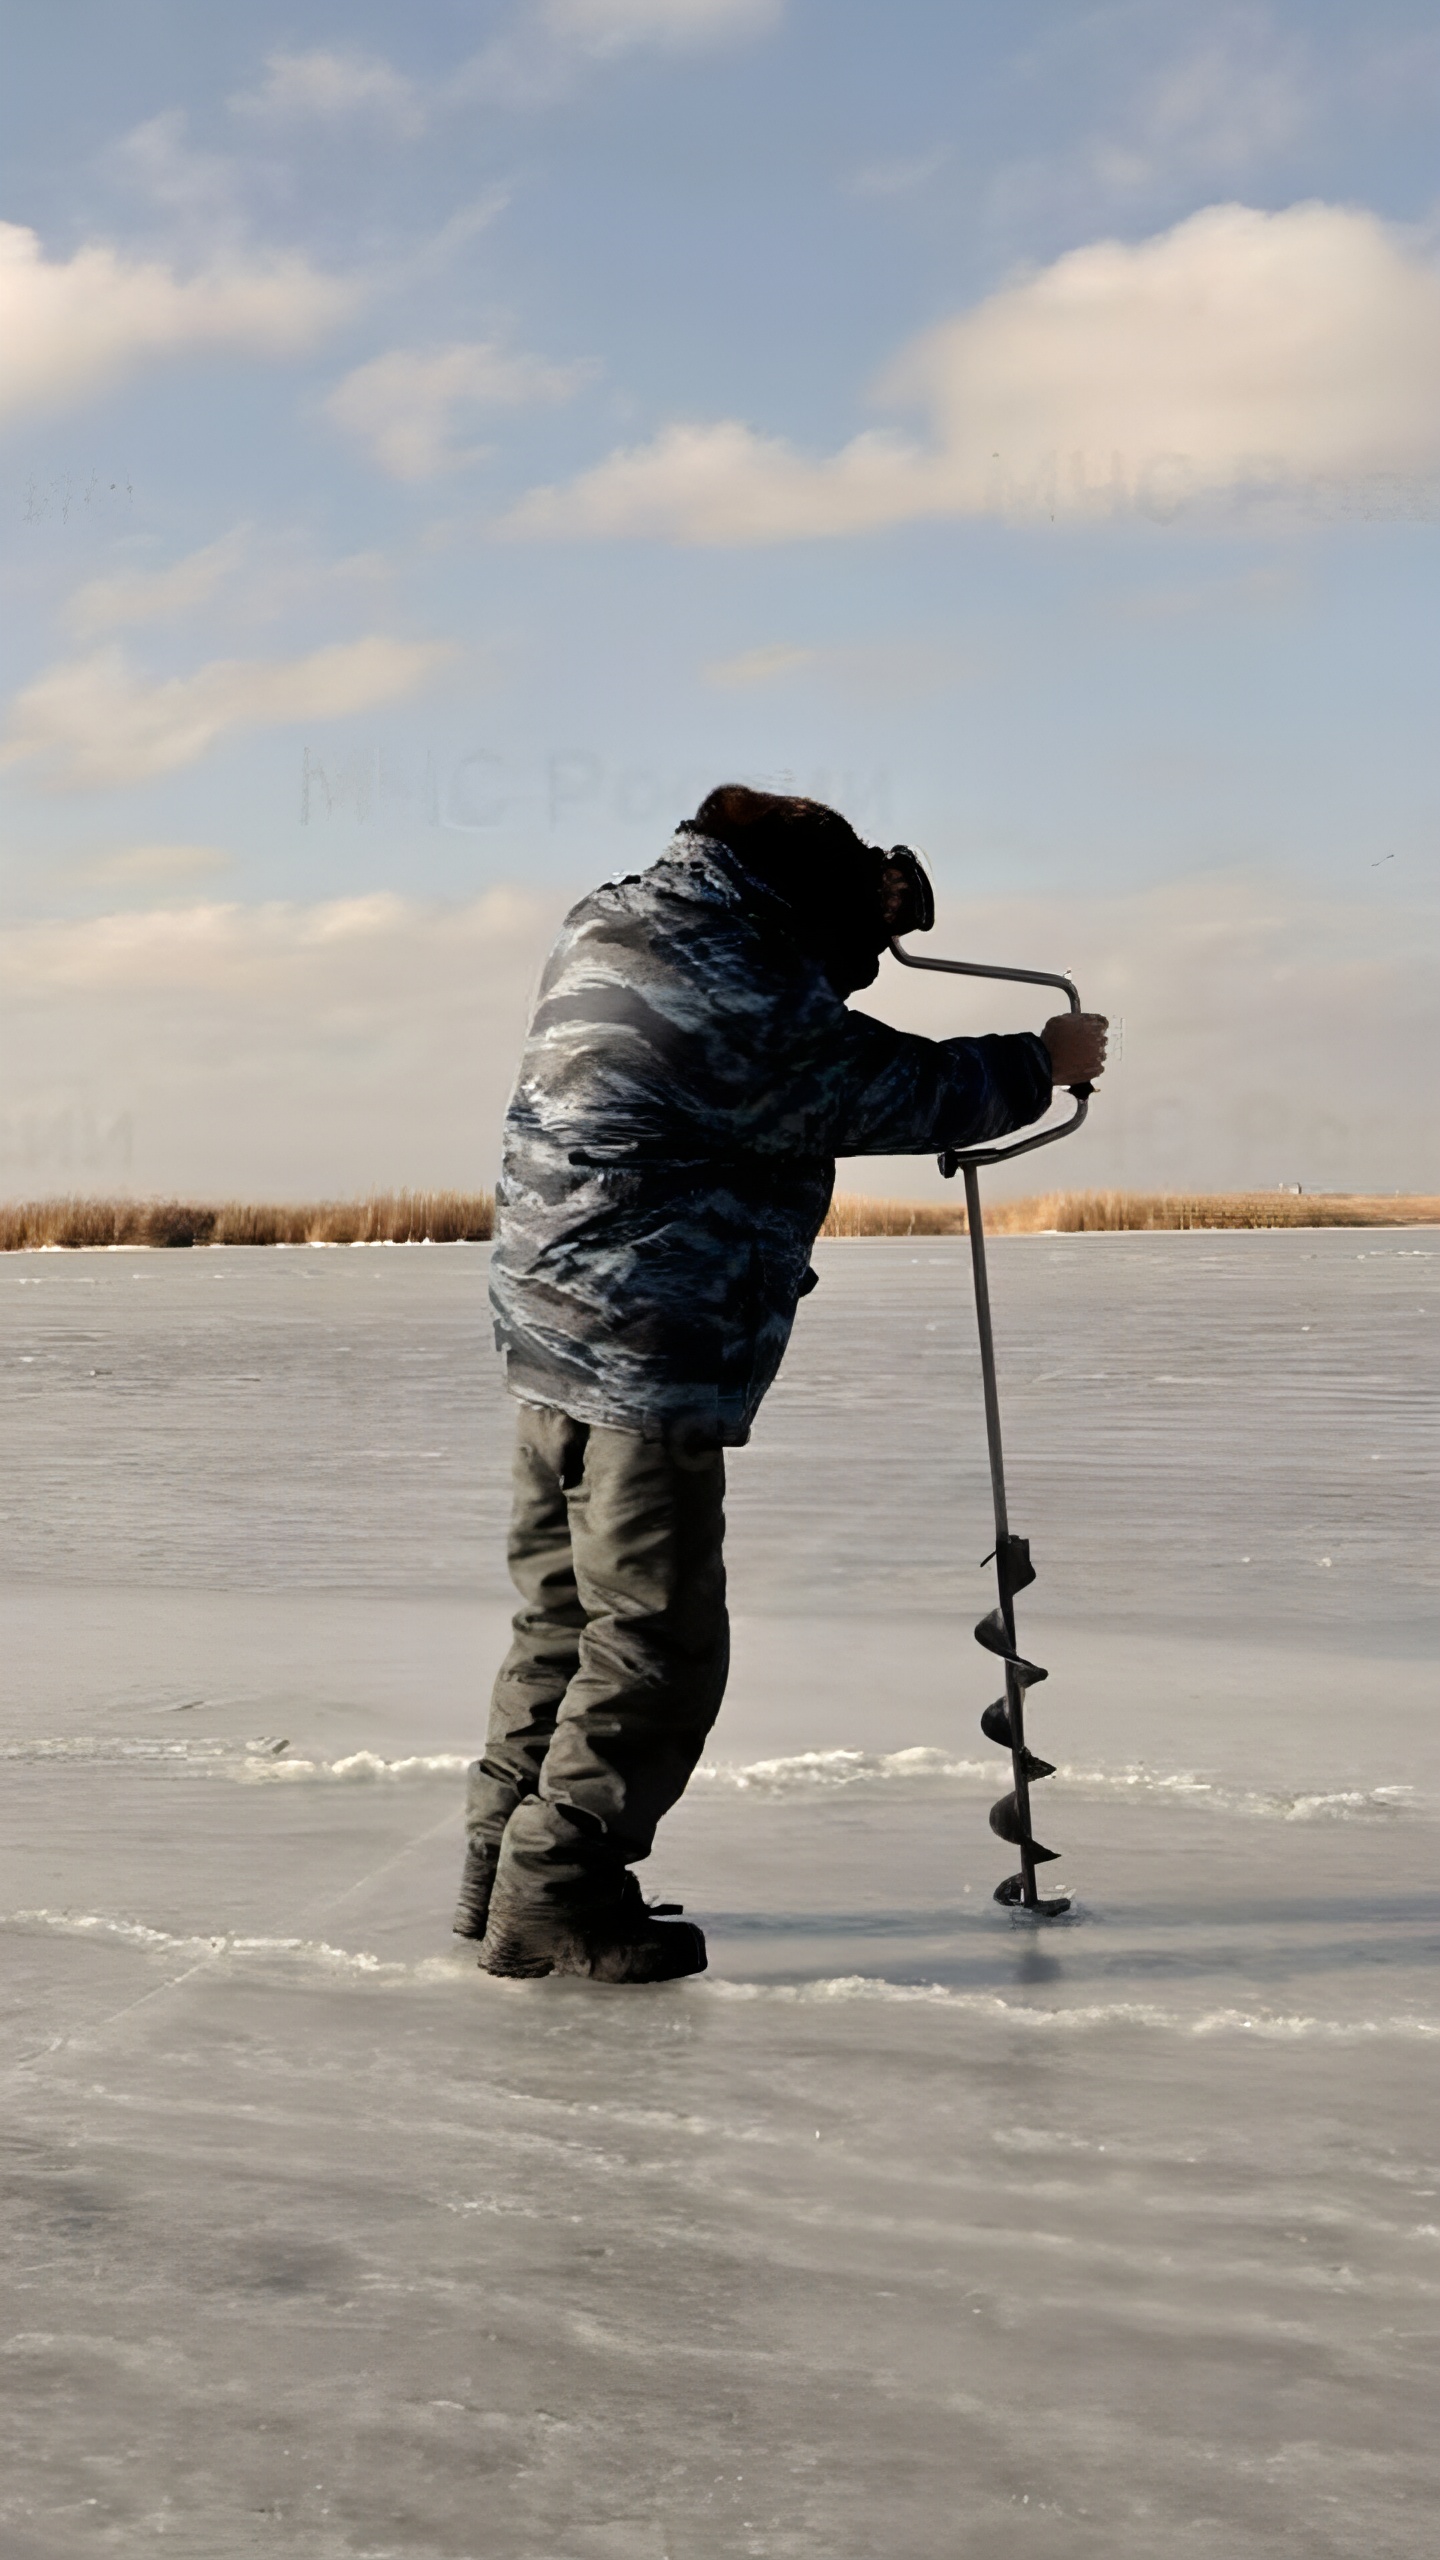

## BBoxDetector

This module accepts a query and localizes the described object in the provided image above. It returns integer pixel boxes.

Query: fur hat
[681,784,928,993]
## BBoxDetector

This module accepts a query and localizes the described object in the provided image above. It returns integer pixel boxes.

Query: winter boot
[452,1838,500,1940]
[477,1872,706,1984]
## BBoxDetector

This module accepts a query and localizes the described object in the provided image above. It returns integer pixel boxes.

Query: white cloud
[0,221,360,426]
[231,48,425,136]
[851,870,1440,1199]
[506,418,930,541]
[703,637,972,699]
[2,874,1434,1198]
[453,0,782,107]
[406,192,513,275]
[65,532,250,639]
[1090,12,1313,194]
[325,341,588,479]
[231,12,784,132]
[2,636,454,791]
[541,0,783,55]
[1,889,543,996]
[852,149,948,200]
[112,109,251,229]
[77,844,232,886]
[63,531,398,647]
[987,9,1317,237]
[706,641,818,686]
[0,889,565,1195]
[501,201,1440,542]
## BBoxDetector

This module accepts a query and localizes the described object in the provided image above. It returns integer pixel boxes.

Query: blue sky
[2,1,1438,1196]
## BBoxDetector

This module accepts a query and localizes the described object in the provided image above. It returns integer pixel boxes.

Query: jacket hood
[675,825,887,997]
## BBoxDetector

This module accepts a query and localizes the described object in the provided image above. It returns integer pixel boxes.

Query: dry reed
[3,1188,1435,1251]
[820,1189,1440,1237]
[0,1192,494,1251]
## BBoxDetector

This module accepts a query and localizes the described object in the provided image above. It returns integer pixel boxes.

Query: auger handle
[887,939,1093,1171]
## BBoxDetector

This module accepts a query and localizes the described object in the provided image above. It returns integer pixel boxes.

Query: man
[457,785,1107,1983]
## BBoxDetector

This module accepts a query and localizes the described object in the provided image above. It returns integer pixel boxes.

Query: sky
[2,0,1438,1200]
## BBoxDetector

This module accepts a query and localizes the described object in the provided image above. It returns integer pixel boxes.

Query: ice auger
[889,924,1094,1917]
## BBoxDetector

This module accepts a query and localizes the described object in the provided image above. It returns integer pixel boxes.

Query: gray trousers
[467,1405,730,1912]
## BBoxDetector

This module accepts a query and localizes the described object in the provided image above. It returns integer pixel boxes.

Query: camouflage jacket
[489,832,1052,1444]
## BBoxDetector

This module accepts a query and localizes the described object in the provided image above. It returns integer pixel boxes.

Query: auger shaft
[962,1165,1067,1916]
[885,922,1089,1918]
[963,1168,1037,1908]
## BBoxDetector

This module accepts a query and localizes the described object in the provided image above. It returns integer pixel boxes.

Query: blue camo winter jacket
[489,833,1053,1444]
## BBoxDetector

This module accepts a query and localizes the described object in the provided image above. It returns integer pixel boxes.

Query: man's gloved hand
[1041,1012,1108,1086]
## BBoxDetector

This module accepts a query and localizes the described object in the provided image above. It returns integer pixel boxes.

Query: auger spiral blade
[979,1696,1012,1747]
[988,1795,1061,1857]
[995,1873,1072,1917]
[973,1609,1048,1684]
[980,1702,1053,1776]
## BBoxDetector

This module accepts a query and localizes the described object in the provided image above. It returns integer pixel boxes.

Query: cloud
[63,531,398,648]
[64,532,250,639]
[3,874,1435,1198]
[0,889,566,1195]
[501,201,1440,542]
[541,0,784,55]
[703,637,972,698]
[705,641,818,687]
[453,0,782,106]
[2,636,453,791]
[0,221,360,426]
[1090,13,1314,194]
[1,888,543,995]
[325,341,588,479]
[76,844,232,886]
[987,9,1318,238]
[230,14,783,135]
[849,869,1440,1199]
[505,418,929,542]
[406,192,513,277]
[111,109,252,229]
[851,149,948,200]
[231,48,425,136]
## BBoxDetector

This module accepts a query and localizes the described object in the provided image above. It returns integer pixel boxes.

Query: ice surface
[3,1234,1437,2557]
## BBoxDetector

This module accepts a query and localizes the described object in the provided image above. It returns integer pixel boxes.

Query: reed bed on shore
[3,1189,1436,1250]
[0,1192,495,1251]
[819,1189,1440,1236]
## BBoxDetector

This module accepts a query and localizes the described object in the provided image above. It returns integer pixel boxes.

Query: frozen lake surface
[3,1232,1437,2558]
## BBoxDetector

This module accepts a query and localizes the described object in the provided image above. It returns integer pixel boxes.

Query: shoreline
[820,1188,1440,1237]
[4,1189,1437,1249]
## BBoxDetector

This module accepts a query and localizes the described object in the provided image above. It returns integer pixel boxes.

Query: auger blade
[996,1533,1036,1597]
[973,1609,1048,1683]
[980,1697,1012,1747]
[987,1796,1061,1857]
[995,1873,1072,1915]
[979,1706,1056,1780]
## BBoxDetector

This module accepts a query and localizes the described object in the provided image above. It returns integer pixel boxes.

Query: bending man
[457,786,1107,1982]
